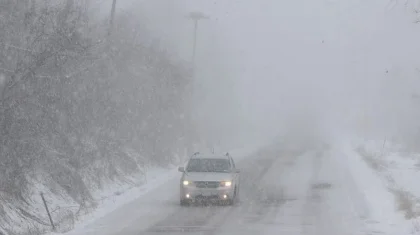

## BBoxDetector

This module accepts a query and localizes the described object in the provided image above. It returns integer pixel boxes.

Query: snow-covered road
[63,144,389,235]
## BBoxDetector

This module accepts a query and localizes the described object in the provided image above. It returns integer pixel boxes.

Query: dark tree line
[0,1,193,233]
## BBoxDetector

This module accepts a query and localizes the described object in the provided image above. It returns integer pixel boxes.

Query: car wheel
[224,198,233,206]
[227,187,238,206]
[235,186,240,203]
[180,199,189,206]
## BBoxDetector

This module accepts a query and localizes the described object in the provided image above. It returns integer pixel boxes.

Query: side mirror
[178,166,185,172]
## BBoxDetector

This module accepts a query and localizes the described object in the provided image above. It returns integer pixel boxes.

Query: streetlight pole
[192,19,198,64]
[108,0,117,37]
[185,11,208,154]
[187,12,209,66]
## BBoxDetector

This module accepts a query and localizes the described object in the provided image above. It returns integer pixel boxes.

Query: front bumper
[180,186,234,202]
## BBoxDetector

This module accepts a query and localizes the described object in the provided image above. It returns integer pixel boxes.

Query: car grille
[194,181,220,188]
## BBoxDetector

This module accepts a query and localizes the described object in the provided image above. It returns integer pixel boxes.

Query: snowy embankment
[1,158,174,235]
[334,139,420,234]
[45,166,178,235]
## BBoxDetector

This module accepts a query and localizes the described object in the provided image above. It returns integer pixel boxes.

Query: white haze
[113,0,420,149]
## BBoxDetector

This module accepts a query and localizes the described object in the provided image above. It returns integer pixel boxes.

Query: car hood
[184,172,232,182]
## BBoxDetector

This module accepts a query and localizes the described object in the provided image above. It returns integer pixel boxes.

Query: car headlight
[221,181,232,187]
[183,180,190,186]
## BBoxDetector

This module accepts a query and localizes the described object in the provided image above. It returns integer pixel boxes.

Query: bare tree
[0,1,193,233]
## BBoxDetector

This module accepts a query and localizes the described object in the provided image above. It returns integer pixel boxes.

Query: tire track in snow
[200,149,294,235]
[302,148,372,235]
[266,149,318,235]
[302,148,332,235]
[208,149,315,235]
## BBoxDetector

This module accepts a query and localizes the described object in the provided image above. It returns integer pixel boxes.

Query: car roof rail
[189,152,200,159]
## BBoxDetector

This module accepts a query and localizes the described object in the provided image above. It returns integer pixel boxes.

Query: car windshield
[186,158,231,173]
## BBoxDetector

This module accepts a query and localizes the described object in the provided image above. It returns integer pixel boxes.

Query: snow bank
[0,164,172,235]
[337,140,420,234]
[45,166,178,235]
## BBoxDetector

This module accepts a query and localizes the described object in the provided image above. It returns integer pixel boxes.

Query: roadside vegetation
[0,1,194,234]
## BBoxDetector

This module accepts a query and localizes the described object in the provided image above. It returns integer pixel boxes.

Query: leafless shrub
[0,0,194,234]
[355,146,388,172]
[53,208,74,233]
[390,189,420,219]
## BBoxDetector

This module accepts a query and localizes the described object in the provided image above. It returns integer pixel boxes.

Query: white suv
[178,152,240,206]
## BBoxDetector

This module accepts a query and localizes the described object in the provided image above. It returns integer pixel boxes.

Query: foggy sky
[115,0,420,146]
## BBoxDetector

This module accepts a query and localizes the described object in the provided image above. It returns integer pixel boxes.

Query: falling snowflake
[0,73,5,86]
